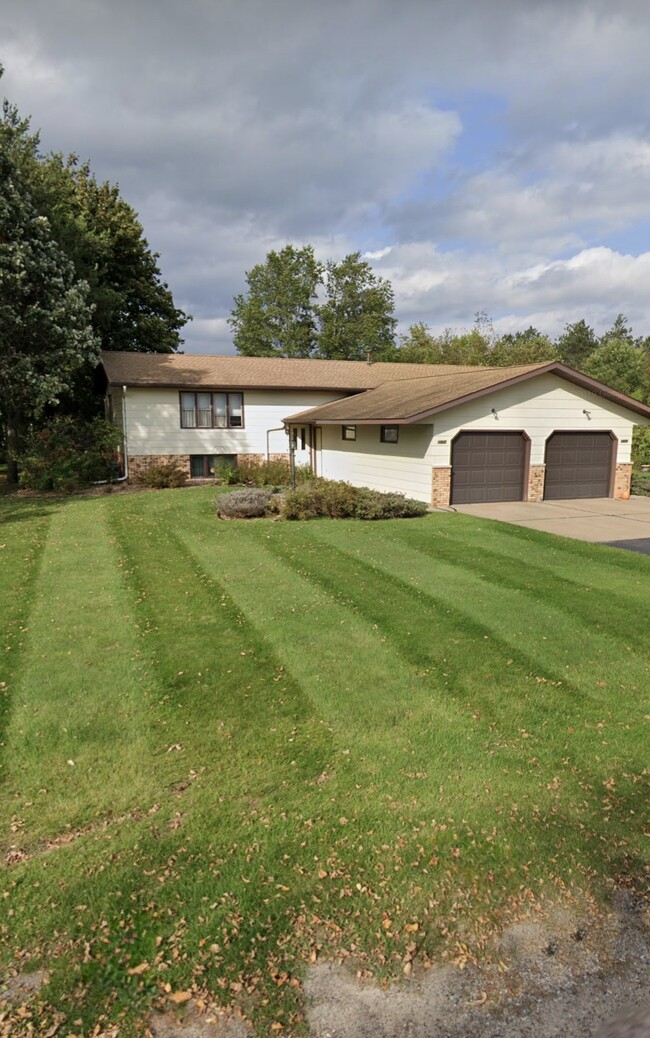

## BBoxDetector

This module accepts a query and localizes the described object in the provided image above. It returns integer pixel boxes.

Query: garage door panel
[544,432,613,500]
[451,432,526,504]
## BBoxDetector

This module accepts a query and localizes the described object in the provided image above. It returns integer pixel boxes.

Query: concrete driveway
[452,496,650,553]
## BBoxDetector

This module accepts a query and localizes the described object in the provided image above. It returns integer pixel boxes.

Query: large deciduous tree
[317,252,396,360]
[1,66,189,358]
[230,246,398,359]
[0,106,99,483]
[229,245,323,357]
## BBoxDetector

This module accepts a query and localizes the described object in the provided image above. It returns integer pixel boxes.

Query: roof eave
[285,363,650,424]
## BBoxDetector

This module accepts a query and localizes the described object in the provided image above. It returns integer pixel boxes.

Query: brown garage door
[544,432,613,500]
[451,432,527,504]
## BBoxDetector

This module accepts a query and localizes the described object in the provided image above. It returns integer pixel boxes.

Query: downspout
[121,384,129,479]
[92,383,129,485]
[266,426,286,461]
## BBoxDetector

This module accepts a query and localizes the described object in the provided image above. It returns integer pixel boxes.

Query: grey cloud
[3,0,650,351]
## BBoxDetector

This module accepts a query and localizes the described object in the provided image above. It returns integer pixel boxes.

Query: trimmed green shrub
[217,488,278,518]
[19,417,122,492]
[133,461,187,489]
[281,479,428,520]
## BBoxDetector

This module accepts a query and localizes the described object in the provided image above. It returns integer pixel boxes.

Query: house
[98,351,650,506]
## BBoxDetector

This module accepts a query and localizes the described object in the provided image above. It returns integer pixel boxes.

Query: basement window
[380,425,399,444]
[190,454,236,478]
[342,425,357,441]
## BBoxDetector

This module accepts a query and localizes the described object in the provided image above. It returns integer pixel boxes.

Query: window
[342,425,356,441]
[190,454,237,478]
[380,425,399,444]
[180,392,244,428]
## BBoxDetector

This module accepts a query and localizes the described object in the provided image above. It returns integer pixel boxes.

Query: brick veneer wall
[527,464,546,502]
[128,454,191,478]
[431,466,452,508]
[614,463,633,499]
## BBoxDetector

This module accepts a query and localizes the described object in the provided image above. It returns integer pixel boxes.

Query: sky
[2,0,650,355]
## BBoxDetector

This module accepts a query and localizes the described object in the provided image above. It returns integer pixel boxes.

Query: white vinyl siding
[122,387,341,458]
[319,423,434,502]
[425,373,643,467]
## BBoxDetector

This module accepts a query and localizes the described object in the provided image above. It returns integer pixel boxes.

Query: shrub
[281,479,428,520]
[216,488,278,519]
[234,456,312,489]
[213,459,239,484]
[19,417,122,492]
[354,489,428,520]
[632,426,650,469]
[133,461,187,489]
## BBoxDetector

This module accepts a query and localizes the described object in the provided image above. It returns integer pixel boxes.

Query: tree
[1,66,189,357]
[395,315,492,366]
[31,155,188,354]
[556,319,598,369]
[600,313,636,346]
[316,252,396,360]
[0,111,99,482]
[229,245,323,357]
[584,339,648,400]
[396,323,444,363]
[490,327,558,366]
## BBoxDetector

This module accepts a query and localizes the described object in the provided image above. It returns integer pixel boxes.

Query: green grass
[0,486,648,1034]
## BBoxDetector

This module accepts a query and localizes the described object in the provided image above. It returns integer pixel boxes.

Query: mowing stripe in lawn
[106,494,336,796]
[0,499,162,849]
[302,520,650,714]
[175,518,586,802]
[433,512,650,595]
[390,517,650,658]
[0,500,53,757]
[259,522,649,786]
[175,513,647,894]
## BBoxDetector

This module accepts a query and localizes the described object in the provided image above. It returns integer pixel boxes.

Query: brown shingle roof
[99,351,481,391]
[285,364,550,422]
[99,353,650,423]
[285,362,650,423]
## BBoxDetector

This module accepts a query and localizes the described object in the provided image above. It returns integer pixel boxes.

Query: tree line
[231,245,650,405]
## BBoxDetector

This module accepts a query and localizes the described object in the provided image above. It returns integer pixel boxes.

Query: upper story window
[342,425,357,441]
[180,391,244,429]
[380,425,399,444]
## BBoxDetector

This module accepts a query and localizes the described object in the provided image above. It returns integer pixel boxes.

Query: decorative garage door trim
[544,431,616,500]
[451,431,529,505]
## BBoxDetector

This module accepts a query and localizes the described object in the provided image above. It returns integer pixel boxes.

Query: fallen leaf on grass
[127,962,149,976]
[168,990,192,1004]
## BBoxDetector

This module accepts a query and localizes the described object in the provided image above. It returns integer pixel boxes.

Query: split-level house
[97,351,650,506]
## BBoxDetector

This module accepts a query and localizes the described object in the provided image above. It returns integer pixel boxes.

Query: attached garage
[451,431,528,504]
[544,431,614,500]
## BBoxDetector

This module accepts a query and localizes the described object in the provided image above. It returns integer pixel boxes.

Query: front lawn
[0,486,648,1034]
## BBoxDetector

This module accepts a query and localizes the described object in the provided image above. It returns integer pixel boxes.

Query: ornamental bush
[19,417,122,492]
[216,488,279,519]
[281,479,428,520]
